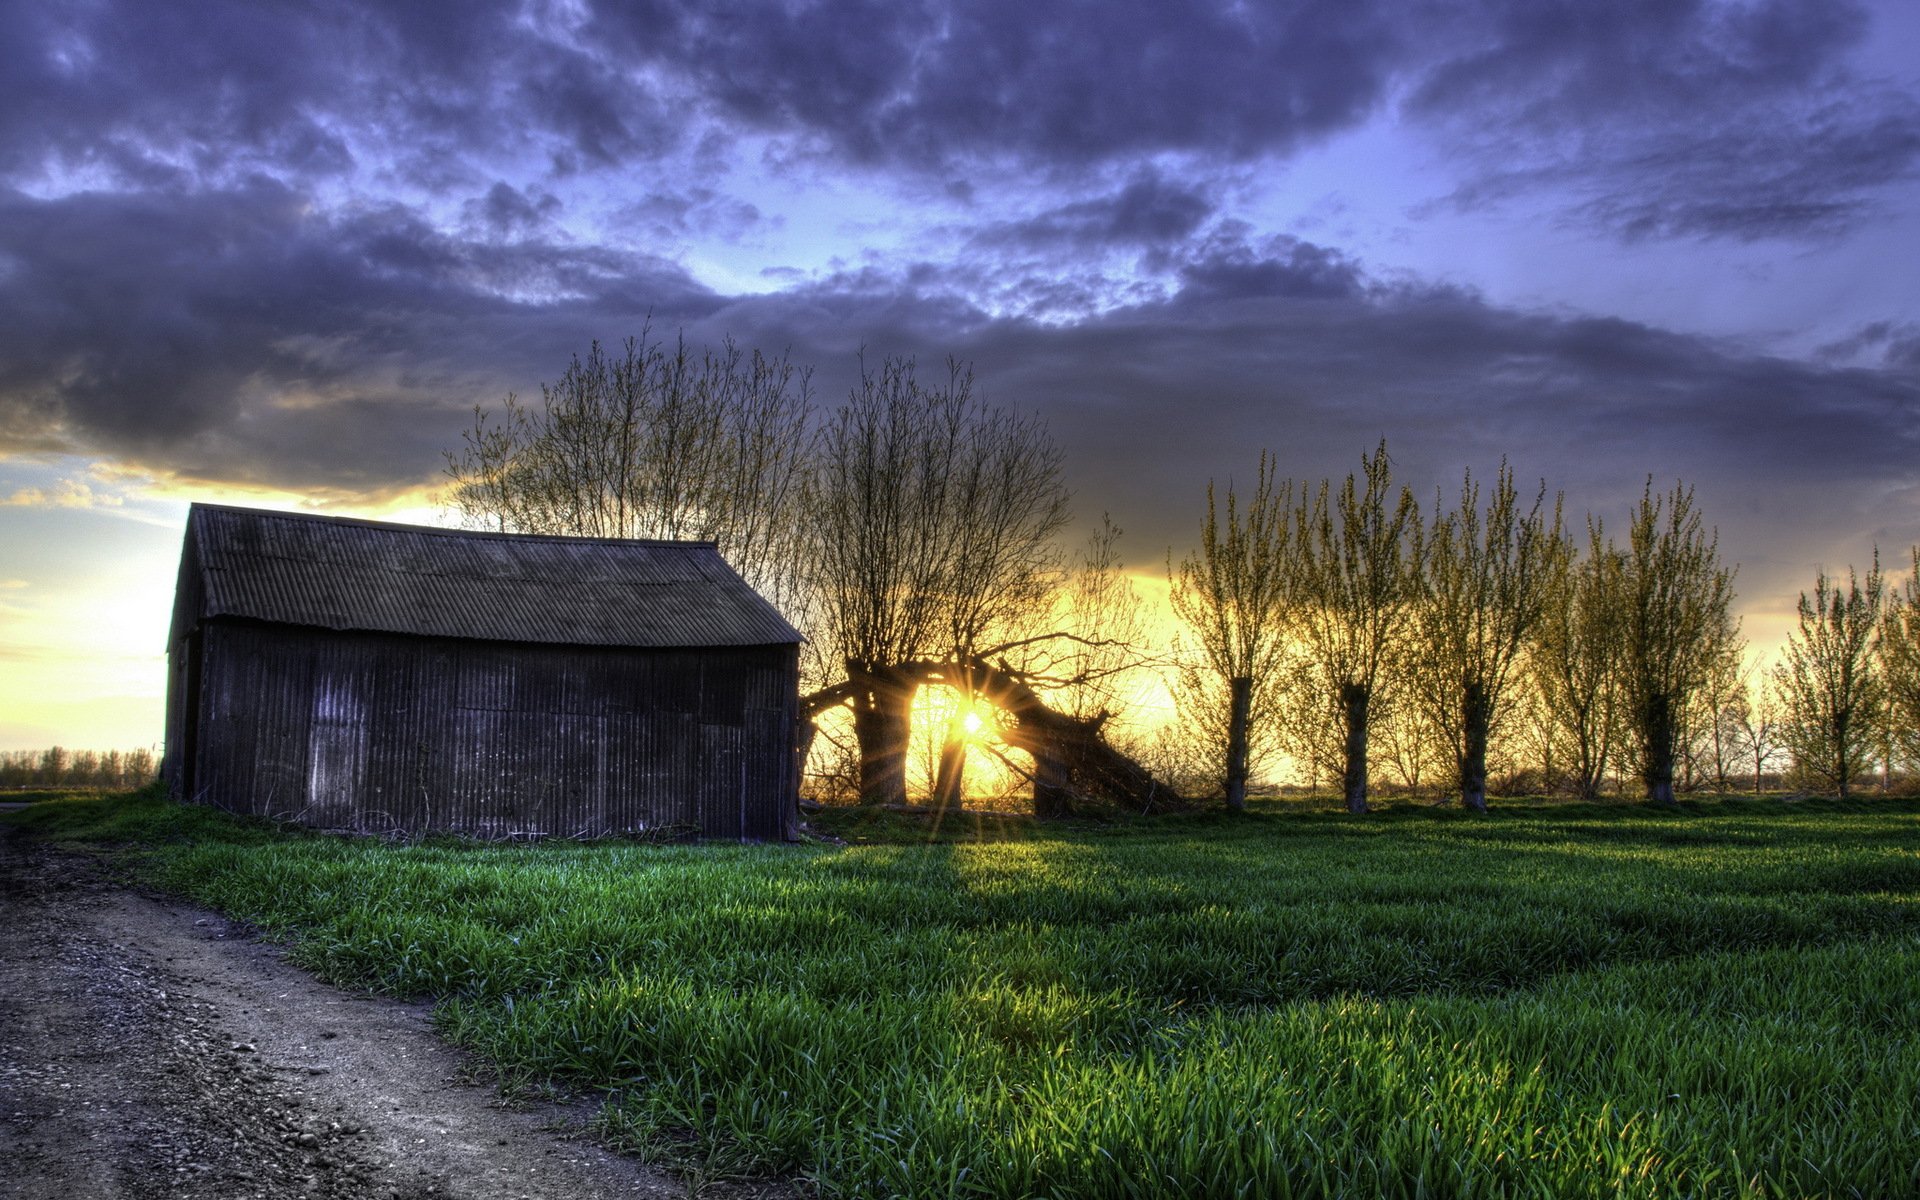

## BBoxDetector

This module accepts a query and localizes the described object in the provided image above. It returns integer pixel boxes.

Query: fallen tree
[801,650,1172,817]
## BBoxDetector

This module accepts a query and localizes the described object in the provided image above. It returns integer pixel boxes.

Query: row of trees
[0,747,158,790]
[1173,445,1740,812]
[447,329,1920,813]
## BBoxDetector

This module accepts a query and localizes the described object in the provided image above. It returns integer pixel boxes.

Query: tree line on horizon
[444,328,1920,814]
[1,746,158,791]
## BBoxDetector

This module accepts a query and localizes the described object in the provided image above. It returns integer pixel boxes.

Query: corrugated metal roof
[182,504,803,648]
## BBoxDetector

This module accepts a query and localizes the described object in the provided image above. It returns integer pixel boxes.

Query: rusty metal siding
[187,504,803,649]
[185,621,796,840]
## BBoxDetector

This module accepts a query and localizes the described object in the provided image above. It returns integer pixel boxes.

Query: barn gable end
[164,505,803,841]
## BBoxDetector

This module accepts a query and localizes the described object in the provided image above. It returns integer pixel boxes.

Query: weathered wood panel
[178,620,796,840]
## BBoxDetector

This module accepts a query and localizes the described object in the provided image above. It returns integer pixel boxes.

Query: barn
[163,504,804,840]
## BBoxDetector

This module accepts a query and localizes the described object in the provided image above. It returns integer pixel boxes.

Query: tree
[806,357,1070,807]
[124,747,157,785]
[1615,481,1739,805]
[1532,528,1623,800]
[1693,647,1749,792]
[932,516,1152,808]
[1051,516,1153,728]
[1409,463,1564,812]
[445,327,815,617]
[70,749,100,787]
[1774,558,1884,797]
[1169,453,1294,810]
[1372,676,1447,799]
[38,746,68,786]
[1293,441,1420,814]
[1723,683,1782,792]
[1882,547,1920,774]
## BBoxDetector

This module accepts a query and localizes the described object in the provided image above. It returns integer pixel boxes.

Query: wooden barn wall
[182,621,797,840]
[162,535,206,800]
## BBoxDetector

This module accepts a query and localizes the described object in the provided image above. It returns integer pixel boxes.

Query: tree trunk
[1225,675,1252,812]
[1032,744,1072,820]
[1573,718,1604,801]
[848,665,913,807]
[1459,676,1489,813]
[1639,690,1677,805]
[1833,711,1850,799]
[933,718,967,812]
[958,654,1162,815]
[1341,682,1369,814]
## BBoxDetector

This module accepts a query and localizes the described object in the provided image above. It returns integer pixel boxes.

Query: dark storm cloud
[1413,0,1920,240]
[463,183,564,238]
[708,244,1920,605]
[604,0,1918,239]
[1174,235,1368,302]
[969,172,1216,253]
[612,188,763,243]
[0,182,718,487]
[1893,332,1920,374]
[0,0,681,190]
[0,0,1404,188]
[1437,87,1920,242]
[2,166,1913,606]
[7,0,1912,242]
[582,0,1401,168]
[1821,321,1920,374]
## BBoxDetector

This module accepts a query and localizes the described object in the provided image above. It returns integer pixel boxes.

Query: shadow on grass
[803,790,1920,845]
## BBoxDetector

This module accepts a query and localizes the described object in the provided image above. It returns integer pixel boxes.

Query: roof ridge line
[189,502,721,549]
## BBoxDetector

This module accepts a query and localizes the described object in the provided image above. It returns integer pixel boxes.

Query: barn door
[307,668,367,829]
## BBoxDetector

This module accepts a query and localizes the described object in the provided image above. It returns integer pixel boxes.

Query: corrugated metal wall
[177,620,797,840]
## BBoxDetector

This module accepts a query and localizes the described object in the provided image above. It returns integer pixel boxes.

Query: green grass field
[11,791,1920,1198]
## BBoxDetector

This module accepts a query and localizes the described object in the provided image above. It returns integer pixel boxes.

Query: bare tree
[1615,481,1739,805]
[1774,557,1885,797]
[1050,516,1155,726]
[1169,453,1295,810]
[1409,463,1564,812]
[1293,441,1420,814]
[1532,527,1623,800]
[806,357,1070,807]
[445,328,815,616]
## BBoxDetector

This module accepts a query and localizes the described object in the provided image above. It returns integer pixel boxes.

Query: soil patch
[0,824,793,1198]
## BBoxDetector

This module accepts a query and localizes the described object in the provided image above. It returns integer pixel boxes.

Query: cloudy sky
[3,0,1918,751]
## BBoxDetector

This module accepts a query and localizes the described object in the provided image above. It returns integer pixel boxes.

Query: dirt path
[0,824,784,1199]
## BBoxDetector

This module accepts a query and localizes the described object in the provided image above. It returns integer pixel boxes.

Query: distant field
[12,792,1920,1198]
